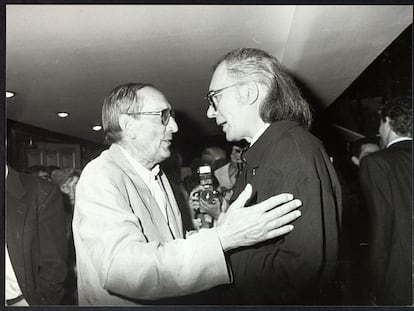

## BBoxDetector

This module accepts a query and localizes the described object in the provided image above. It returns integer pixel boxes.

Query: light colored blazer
[72,144,229,305]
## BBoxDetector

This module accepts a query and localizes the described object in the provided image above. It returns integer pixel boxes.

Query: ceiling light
[6,91,15,98]
[92,125,102,131]
[57,112,69,118]
[26,137,37,149]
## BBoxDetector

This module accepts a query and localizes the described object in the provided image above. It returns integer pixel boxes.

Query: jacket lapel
[159,172,183,238]
[107,144,175,241]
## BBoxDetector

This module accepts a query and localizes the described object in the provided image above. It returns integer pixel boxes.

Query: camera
[191,165,221,229]
[197,165,220,204]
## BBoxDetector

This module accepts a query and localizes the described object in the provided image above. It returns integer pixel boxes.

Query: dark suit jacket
[359,140,412,305]
[220,120,342,305]
[6,168,68,305]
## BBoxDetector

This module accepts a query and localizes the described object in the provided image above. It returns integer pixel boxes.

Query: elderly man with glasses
[72,82,302,305]
[202,48,342,305]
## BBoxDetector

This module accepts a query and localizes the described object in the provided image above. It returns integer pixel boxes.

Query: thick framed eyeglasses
[204,83,241,111]
[128,108,175,126]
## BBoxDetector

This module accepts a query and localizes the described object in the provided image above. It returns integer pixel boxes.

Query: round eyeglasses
[204,83,242,111]
[128,108,175,126]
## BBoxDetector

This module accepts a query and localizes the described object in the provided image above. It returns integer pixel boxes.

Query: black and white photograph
[3,3,413,307]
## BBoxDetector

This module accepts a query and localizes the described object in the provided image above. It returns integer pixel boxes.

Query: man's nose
[167,116,179,133]
[206,105,217,119]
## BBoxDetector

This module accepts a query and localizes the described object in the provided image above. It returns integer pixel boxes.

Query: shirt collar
[386,137,412,148]
[118,144,160,184]
[250,123,271,147]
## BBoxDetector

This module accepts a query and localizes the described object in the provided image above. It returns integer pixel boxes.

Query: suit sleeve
[73,168,230,300]
[359,156,393,292]
[37,183,68,304]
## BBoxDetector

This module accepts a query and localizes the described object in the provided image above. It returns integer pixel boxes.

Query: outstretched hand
[216,184,301,251]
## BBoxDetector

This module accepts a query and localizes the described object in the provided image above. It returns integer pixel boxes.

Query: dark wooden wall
[7,119,106,172]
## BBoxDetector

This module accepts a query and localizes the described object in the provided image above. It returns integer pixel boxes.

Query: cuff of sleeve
[189,227,232,286]
[211,226,233,284]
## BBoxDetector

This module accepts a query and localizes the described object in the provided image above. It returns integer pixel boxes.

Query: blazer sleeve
[74,168,230,301]
[36,183,68,304]
[359,156,393,290]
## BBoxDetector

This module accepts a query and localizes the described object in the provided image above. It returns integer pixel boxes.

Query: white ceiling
[6,4,412,143]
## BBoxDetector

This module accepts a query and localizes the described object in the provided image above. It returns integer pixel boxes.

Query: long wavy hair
[214,48,312,128]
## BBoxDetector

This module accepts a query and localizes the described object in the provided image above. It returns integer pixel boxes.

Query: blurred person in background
[337,137,381,304]
[359,96,412,305]
[348,137,381,244]
[47,165,61,178]
[351,138,380,167]
[6,164,67,306]
[51,169,80,217]
[200,146,227,171]
[189,143,249,228]
[51,168,81,305]
[214,141,248,200]
[27,165,51,181]
[349,137,380,244]
[188,141,248,229]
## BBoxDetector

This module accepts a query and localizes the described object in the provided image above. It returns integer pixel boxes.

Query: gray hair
[214,48,312,128]
[102,83,151,144]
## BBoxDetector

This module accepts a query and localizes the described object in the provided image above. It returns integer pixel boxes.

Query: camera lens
[200,189,215,203]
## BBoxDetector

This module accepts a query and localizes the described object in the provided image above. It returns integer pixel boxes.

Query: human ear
[239,81,259,106]
[118,114,136,139]
[385,117,392,129]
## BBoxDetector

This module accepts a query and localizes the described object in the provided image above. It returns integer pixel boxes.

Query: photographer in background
[188,165,222,229]
[188,142,248,229]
